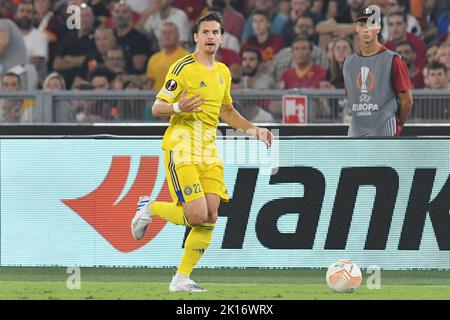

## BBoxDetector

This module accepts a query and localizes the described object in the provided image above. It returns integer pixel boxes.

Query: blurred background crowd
[0,0,449,123]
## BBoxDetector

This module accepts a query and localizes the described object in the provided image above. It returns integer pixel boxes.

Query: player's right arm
[152,59,204,118]
[152,89,204,117]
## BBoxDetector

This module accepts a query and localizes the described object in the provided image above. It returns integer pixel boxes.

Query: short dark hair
[395,39,414,51]
[292,35,313,51]
[194,12,224,35]
[427,61,448,74]
[252,9,271,21]
[2,72,21,85]
[241,46,263,63]
[88,66,115,82]
[426,41,440,52]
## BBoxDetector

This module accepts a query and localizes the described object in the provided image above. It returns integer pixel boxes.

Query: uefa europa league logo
[360,66,370,93]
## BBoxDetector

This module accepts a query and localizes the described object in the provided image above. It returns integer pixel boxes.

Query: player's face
[355,20,380,44]
[427,69,448,89]
[194,21,223,56]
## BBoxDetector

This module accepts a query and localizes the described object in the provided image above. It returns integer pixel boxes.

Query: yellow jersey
[156,53,233,158]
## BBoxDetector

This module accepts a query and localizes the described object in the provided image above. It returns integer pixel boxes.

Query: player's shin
[150,201,191,227]
[177,223,215,276]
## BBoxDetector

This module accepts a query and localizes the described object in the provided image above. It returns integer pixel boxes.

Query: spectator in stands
[283,0,324,47]
[105,45,133,74]
[395,40,424,89]
[381,0,421,41]
[221,0,245,42]
[425,61,449,89]
[436,5,450,40]
[0,17,27,77]
[421,61,450,120]
[146,22,188,90]
[70,82,104,122]
[139,0,191,48]
[88,66,117,120]
[315,0,364,47]
[437,42,450,82]
[241,9,284,62]
[88,65,115,90]
[111,1,159,74]
[126,0,154,14]
[320,36,353,89]
[207,1,240,53]
[242,0,288,41]
[426,42,440,65]
[236,46,278,89]
[270,14,328,81]
[422,0,440,44]
[77,26,117,81]
[43,71,68,121]
[120,74,147,120]
[280,35,326,89]
[236,46,280,119]
[384,12,426,70]
[312,0,342,19]
[88,0,111,22]
[0,72,33,122]
[43,71,66,90]
[33,0,66,68]
[173,0,207,25]
[14,2,48,84]
[53,4,96,89]
[217,47,241,85]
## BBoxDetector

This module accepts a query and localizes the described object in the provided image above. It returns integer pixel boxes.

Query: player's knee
[206,210,218,224]
[186,215,205,227]
[184,207,208,226]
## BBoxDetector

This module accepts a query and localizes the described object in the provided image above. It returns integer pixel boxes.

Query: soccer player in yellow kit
[131,12,273,292]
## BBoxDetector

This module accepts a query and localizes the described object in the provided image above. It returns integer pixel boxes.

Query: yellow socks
[150,201,191,227]
[177,223,215,276]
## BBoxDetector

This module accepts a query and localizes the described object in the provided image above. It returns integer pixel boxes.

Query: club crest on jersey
[219,76,224,85]
[184,186,193,196]
[165,79,178,91]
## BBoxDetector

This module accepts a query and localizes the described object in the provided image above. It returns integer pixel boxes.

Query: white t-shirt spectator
[222,32,240,53]
[144,7,191,44]
[22,28,48,62]
[126,0,154,13]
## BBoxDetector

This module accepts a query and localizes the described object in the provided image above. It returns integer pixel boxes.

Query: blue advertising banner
[1,139,449,269]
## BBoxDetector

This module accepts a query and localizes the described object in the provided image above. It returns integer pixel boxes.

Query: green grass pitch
[0,267,449,300]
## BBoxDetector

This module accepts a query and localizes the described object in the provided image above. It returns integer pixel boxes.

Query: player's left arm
[392,55,414,133]
[220,104,273,148]
[397,90,413,127]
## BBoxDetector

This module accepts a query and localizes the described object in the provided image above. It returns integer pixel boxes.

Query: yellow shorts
[164,150,229,204]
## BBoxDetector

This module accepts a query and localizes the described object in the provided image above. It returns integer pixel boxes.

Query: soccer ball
[326,260,362,293]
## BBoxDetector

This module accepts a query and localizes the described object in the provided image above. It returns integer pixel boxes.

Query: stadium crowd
[0,0,449,122]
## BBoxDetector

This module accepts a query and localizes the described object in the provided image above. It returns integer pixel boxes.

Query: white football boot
[131,196,152,240]
[169,274,207,292]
